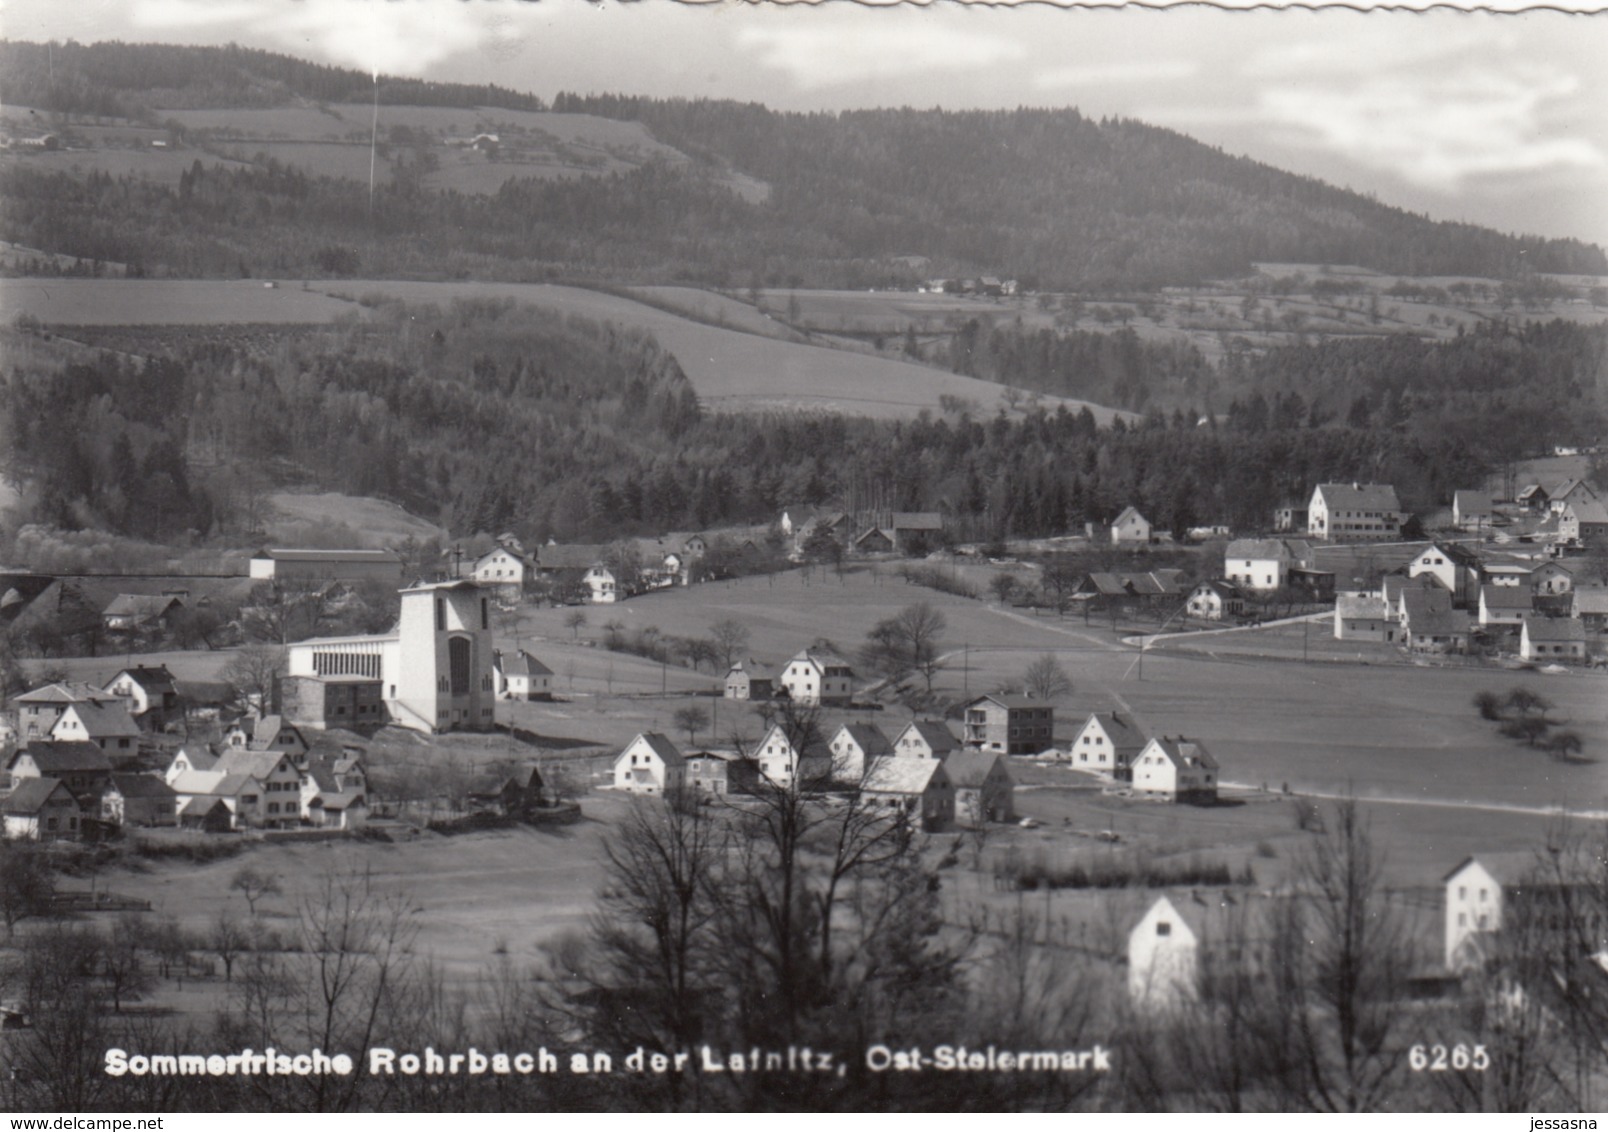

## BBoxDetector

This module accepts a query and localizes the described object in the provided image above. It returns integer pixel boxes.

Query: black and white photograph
[0,0,1605,1116]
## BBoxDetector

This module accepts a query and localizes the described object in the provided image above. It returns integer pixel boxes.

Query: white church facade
[284,580,497,735]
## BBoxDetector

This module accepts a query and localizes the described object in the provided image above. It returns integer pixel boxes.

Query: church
[282,579,497,735]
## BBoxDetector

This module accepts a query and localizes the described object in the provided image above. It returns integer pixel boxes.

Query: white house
[1559,498,1608,544]
[778,649,855,706]
[1477,585,1533,628]
[751,723,833,788]
[1128,896,1200,1012]
[49,702,139,756]
[1068,712,1147,780]
[1307,483,1402,542]
[494,649,553,700]
[724,659,773,702]
[1111,506,1152,545]
[1443,853,1608,974]
[286,579,496,735]
[1333,592,1395,642]
[584,564,619,603]
[1222,539,1309,592]
[470,545,529,596]
[828,723,893,783]
[1131,737,1219,802]
[942,749,1014,827]
[100,666,179,724]
[1407,543,1482,608]
[1546,479,1599,517]
[890,719,960,761]
[1529,561,1574,596]
[1185,580,1246,621]
[860,757,954,830]
[613,732,686,795]
[1519,618,1586,662]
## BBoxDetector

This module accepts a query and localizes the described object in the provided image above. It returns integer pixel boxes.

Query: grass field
[0,278,354,323]
[0,149,254,187]
[265,490,447,546]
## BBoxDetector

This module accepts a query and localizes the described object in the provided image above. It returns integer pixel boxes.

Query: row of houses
[612,718,1017,831]
[779,507,945,557]
[1332,539,1602,660]
[1063,711,1221,803]
[724,648,858,707]
[1128,851,1607,1012]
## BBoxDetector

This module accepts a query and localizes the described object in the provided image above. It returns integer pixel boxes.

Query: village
[1,463,1604,1029]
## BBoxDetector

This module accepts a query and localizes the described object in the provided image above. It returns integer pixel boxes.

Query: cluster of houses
[1063,711,1221,803]
[1333,538,1601,661]
[0,711,370,840]
[1127,850,1608,1013]
[724,647,858,706]
[612,706,1018,831]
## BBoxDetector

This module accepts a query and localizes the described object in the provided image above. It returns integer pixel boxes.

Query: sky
[3,0,1607,253]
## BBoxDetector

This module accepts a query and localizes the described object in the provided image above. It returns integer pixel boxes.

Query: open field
[0,148,255,187]
[0,278,1131,422]
[265,490,447,546]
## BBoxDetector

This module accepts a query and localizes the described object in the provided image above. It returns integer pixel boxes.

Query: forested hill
[1,40,1604,287]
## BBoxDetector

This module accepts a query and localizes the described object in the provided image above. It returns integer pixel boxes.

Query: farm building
[1452,491,1493,531]
[1519,618,1586,662]
[1529,561,1574,596]
[891,719,960,761]
[285,579,497,735]
[1186,580,1246,621]
[942,749,1014,826]
[828,723,893,783]
[751,724,833,789]
[494,650,553,700]
[179,797,233,833]
[465,765,543,818]
[1110,506,1152,545]
[723,659,773,702]
[853,527,896,554]
[1068,712,1146,780]
[1333,593,1395,642]
[961,694,1054,756]
[99,773,178,828]
[1131,737,1219,803]
[613,732,686,796]
[2,778,84,842]
[1307,483,1402,542]
[101,593,185,633]
[685,750,750,796]
[249,548,403,584]
[860,757,954,831]
[778,648,855,706]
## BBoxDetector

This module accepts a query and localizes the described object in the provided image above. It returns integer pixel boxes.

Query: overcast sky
[5,0,1607,254]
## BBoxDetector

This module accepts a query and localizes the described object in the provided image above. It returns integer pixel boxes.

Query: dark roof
[102,594,183,621]
[498,650,553,677]
[1480,585,1532,611]
[1147,736,1219,771]
[106,773,177,800]
[14,681,110,705]
[2,777,75,815]
[942,749,1009,788]
[1524,618,1586,643]
[1079,712,1147,753]
[836,724,893,757]
[16,741,113,774]
[109,665,178,694]
[1313,483,1401,512]
[626,732,685,767]
[60,701,141,738]
[902,720,959,753]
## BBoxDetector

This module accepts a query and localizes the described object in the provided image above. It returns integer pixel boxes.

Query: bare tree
[672,703,710,746]
[709,618,751,669]
[211,912,249,982]
[0,843,55,940]
[563,609,587,640]
[219,643,287,715]
[1021,653,1074,702]
[230,866,283,916]
[863,601,947,692]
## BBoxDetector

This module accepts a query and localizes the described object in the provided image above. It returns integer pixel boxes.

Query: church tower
[394,580,496,732]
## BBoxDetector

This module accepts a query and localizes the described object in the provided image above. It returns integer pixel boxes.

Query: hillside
[1,40,1602,289]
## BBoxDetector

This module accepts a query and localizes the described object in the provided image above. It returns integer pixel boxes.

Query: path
[1220,782,1608,822]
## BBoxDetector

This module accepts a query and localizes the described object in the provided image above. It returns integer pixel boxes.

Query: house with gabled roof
[1519,618,1586,662]
[724,659,773,702]
[1069,712,1147,780]
[1401,601,1472,654]
[861,757,954,830]
[2,777,84,841]
[1408,542,1483,608]
[12,682,119,743]
[779,648,855,706]
[102,593,185,634]
[1546,479,1599,516]
[962,694,1054,756]
[1111,506,1152,545]
[1441,853,1608,972]
[99,773,178,828]
[7,741,113,800]
[494,649,553,700]
[1478,584,1534,628]
[249,547,403,584]
[470,544,530,598]
[828,723,893,783]
[1223,538,1312,591]
[101,666,179,728]
[1452,491,1494,531]
[1127,892,1274,1012]
[49,702,139,757]
[164,746,218,782]
[1132,737,1219,802]
[1559,498,1608,544]
[1571,587,1608,631]
[1308,483,1402,542]
[942,749,1014,826]
[613,732,685,796]
[1186,580,1246,621]
[684,749,746,796]
[213,749,304,829]
[891,719,959,761]
[751,723,833,789]
[1334,592,1395,642]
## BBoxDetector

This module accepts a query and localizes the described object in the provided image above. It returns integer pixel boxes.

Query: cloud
[130,0,488,77]
[1240,25,1499,81]
[734,23,1026,92]
[1257,65,1606,190]
[1033,60,1198,90]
